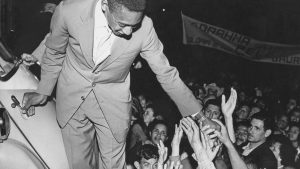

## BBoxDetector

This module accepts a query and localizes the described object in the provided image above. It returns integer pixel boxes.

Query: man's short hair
[107,0,146,12]
[235,120,250,130]
[136,144,159,162]
[203,98,221,109]
[251,112,273,131]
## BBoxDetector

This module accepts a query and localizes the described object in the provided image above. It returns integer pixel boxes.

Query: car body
[0,41,69,169]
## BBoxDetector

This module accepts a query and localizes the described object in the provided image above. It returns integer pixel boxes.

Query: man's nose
[122,26,132,36]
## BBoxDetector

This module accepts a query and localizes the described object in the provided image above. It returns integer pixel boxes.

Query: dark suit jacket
[244,142,277,169]
[36,0,202,143]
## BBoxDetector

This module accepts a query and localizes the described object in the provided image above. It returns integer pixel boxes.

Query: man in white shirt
[21,0,205,168]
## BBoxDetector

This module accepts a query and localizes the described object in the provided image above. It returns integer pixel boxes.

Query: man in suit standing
[21,0,205,168]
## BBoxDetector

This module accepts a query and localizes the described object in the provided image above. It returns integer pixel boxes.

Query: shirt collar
[95,0,111,33]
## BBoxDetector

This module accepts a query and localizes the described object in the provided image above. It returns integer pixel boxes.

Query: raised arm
[221,88,237,143]
[212,120,248,169]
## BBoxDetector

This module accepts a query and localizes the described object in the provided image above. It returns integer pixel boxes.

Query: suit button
[92,82,96,87]
[81,96,85,100]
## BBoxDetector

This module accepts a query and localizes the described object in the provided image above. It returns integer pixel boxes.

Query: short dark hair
[107,0,146,12]
[203,99,221,110]
[251,112,273,131]
[136,144,159,162]
[235,120,250,130]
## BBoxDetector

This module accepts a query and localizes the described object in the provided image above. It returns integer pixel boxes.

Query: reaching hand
[181,117,219,164]
[212,119,232,146]
[157,140,168,169]
[21,53,38,66]
[221,88,237,118]
[171,124,183,156]
[200,130,221,161]
[180,117,201,150]
[22,92,48,116]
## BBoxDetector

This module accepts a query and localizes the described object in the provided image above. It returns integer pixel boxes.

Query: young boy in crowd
[133,144,159,169]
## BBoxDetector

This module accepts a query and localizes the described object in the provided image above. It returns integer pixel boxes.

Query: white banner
[182,13,300,66]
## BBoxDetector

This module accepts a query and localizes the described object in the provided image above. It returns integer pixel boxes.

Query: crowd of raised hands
[139,88,248,169]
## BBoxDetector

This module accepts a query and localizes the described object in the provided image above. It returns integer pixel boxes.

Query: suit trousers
[61,90,126,169]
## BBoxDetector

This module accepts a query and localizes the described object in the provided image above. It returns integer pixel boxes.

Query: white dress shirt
[93,1,116,65]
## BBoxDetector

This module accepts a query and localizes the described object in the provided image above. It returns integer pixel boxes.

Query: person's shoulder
[253,142,275,158]
[137,15,155,37]
[141,16,154,28]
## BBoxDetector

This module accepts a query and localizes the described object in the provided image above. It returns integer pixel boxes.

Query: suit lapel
[78,0,98,68]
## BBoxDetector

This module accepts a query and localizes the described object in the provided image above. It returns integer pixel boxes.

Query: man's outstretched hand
[22,92,48,116]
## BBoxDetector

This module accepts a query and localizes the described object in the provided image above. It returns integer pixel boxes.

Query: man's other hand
[22,92,48,116]
[21,53,38,66]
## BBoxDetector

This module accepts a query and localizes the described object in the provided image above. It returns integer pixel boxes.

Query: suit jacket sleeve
[36,2,69,96]
[31,33,50,64]
[140,18,202,117]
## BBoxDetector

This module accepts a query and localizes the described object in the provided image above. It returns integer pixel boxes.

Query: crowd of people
[126,79,300,169]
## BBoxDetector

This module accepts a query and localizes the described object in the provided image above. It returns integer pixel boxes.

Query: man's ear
[134,161,141,169]
[265,129,272,138]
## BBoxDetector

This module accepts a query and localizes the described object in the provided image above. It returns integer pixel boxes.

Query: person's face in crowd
[138,95,147,109]
[204,104,221,120]
[290,111,300,123]
[236,105,250,120]
[207,89,217,97]
[270,141,281,160]
[249,106,261,117]
[143,107,155,124]
[256,99,266,109]
[135,158,158,169]
[41,3,57,13]
[248,118,270,143]
[197,88,206,100]
[150,124,168,145]
[235,125,248,145]
[288,126,300,142]
[277,115,289,130]
[238,91,246,102]
[102,0,143,38]
[286,99,297,112]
